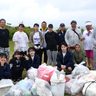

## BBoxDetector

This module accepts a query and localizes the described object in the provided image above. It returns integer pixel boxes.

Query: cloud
[0,0,96,27]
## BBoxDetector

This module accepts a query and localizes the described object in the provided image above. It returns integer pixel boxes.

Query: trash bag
[82,81,96,96]
[50,70,66,96]
[37,64,55,82]
[27,67,37,81]
[0,79,13,96]
[65,70,96,95]
[31,78,52,96]
[72,61,90,79]
[5,78,33,96]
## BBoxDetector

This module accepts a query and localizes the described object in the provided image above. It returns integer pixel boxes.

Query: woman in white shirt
[29,23,44,64]
[82,22,94,69]
[13,24,29,55]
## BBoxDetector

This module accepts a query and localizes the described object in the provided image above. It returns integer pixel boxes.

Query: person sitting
[0,53,11,80]
[9,51,24,81]
[73,44,86,64]
[57,43,74,74]
[25,47,40,70]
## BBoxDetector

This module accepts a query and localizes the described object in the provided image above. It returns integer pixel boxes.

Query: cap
[60,23,65,27]
[85,21,92,26]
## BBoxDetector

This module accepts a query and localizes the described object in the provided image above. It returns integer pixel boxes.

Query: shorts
[85,50,93,59]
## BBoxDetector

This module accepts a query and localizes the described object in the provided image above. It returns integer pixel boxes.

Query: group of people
[0,18,96,81]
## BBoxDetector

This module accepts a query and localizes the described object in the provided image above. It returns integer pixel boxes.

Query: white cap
[85,21,92,26]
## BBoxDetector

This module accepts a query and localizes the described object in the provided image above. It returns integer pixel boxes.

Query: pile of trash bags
[1,62,96,96]
[4,63,66,96]
[65,62,96,96]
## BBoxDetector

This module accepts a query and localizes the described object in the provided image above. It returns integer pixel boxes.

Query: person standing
[82,21,94,69]
[93,28,96,69]
[45,24,58,65]
[13,24,29,56]
[0,19,10,58]
[65,20,82,51]
[30,23,43,64]
[57,23,66,51]
[40,21,48,63]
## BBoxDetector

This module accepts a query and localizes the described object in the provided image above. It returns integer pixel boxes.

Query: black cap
[60,23,65,27]
[48,24,53,28]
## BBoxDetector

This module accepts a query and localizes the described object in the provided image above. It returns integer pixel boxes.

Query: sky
[0,0,96,27]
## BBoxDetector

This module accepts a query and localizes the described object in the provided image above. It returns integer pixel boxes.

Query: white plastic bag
[65,79,74,94]
[31,78,52,96]
[27,67,37,81]
[72,61,90,79]
[0,79,13,96]
[82,81,96,96]
[5,78,33,96]
[50,70,66,96]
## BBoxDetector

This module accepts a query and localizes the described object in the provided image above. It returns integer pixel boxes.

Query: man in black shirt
[0,19,10,58]
[45,24,58,65]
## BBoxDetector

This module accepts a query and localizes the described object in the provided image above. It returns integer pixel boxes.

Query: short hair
[28,47,36,53]
[42,21,47,24]
[19,24,25,28]
[75,44,80,47]
[61,43,68,47]
[14,51,21,55]
[33,23,39,27]
[71,20,77,24]
[0,19,6,22]
[48,24,53,28]
[12,51,21,58]
[0,53,7,59]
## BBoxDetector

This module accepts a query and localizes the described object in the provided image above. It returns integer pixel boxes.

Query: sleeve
[73,52,77,64]
[29,32,34,47]
[55,32,59,45]
[35,56,40,68]
[25,33,29,43]
[56,53,62,68]
[93,29,96,45]
[12,32,18,42]
[82,51,86,61]
[45,33,48,44]
[66,52,74,69]
[9,59,13,69]
[65,30,70,46]
[4,64,11,79]
[39,32,44,47]
[24,60,30,70]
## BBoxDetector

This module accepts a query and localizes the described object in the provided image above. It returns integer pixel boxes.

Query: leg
[43,48,47,63]
[36,49,42,64]
[52,51,58,66]
[47,50,52,65]
[89,58,94,69]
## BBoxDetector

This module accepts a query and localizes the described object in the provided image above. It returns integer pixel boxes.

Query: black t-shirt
[45,31,59,51]
[0,28,9,47]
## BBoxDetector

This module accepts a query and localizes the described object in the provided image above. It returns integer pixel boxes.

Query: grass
[9,40,14,57]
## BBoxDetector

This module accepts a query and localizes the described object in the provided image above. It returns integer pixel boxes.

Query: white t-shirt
[82,30,94,50]
[33,32,40,45]
[13,31,29,51]
[62,52,66,57]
